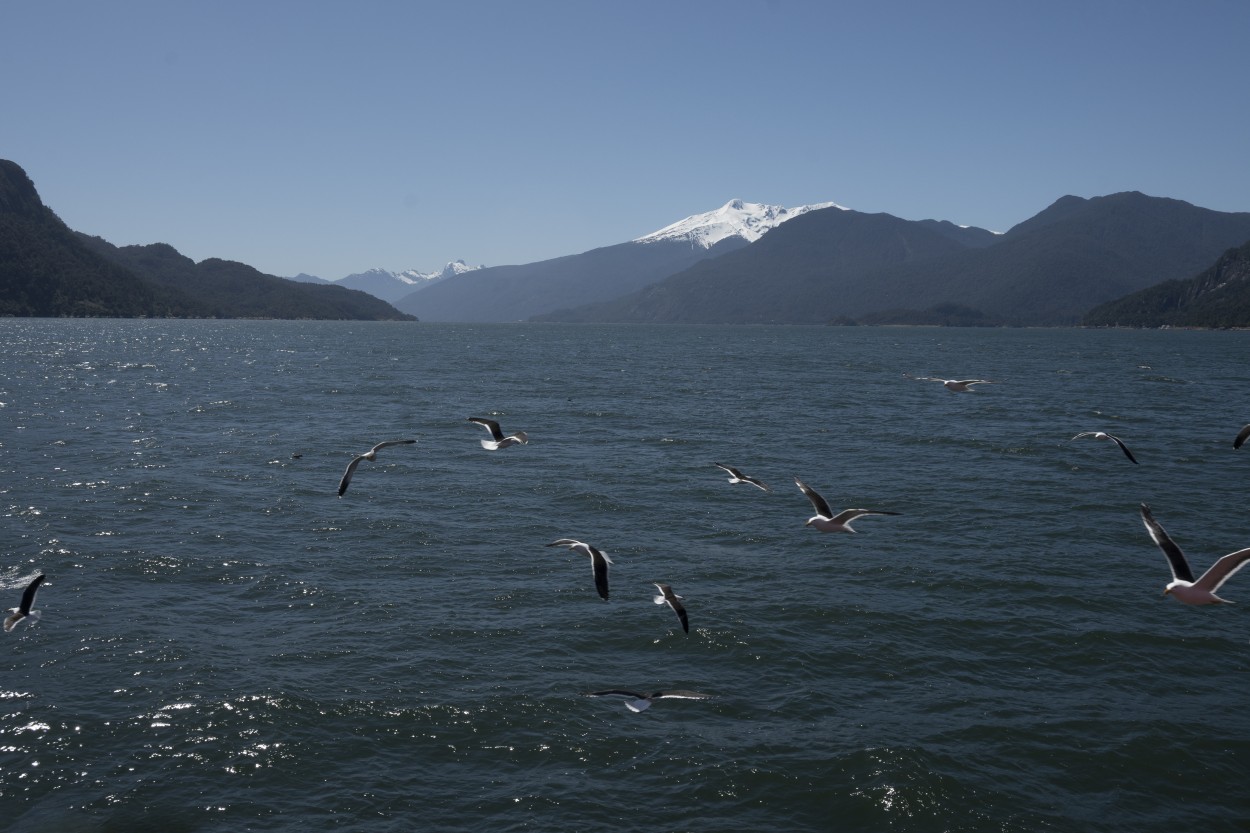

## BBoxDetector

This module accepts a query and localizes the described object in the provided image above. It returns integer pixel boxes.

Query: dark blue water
[2,320,1248,832]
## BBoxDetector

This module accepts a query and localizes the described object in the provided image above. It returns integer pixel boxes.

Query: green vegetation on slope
[1083,239,1250,328]
[0,159,414,320]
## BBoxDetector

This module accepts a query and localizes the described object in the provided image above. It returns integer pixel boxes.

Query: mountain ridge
[535,192,1250,326]
[393,199,831,322]
[7,155,1250,326]
[1082,238,1250,327]
[0,159,414,320]
[331,261,479,303]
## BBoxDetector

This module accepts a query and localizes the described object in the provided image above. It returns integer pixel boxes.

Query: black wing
[338,455,364,496]
[19,574,45,615]
[794,478,834,518]
[1109,435,1138,464]
[655,583,689,633]
[590,547,610,601]
[468,417,505,441]
[1235,424,1250,450]
[1140,504,1195,583]
[671,598,689,633]
[370,439,416,454]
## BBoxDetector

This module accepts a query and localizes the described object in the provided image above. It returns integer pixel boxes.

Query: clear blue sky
[5,1,1248,280]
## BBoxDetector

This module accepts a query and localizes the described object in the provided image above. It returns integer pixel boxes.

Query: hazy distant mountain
[0,159,414,320]
[538,193,1250,326]
[393,200,834,322]
[334,260,479,303]
[289,272,330,284]
[1083,238,1250,327]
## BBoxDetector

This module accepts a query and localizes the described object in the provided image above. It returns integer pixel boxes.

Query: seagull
[1235,424,1250,450]
[653,583,689,633]
[4,574,45,633]
[584,689,713,712]
[467,417,528,450]
[795,478,900,533]
[907,374,993,392]
[546,539,611,600]
[337,439,416,496]
[1072,431,1138,464]
[713,463,769,491]
[1140,503,1250,605]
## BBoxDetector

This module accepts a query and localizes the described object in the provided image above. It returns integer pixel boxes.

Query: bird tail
[625,699,651,712]
[480,440,500,450]
[4,608,24,633]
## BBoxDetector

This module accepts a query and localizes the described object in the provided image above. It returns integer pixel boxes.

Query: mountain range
[0,160,413,320]
[392,200,832,322]
[4,155,1249,326]
[294,261,482,303]
[384,192,1250,327]
[529,193,1250,326]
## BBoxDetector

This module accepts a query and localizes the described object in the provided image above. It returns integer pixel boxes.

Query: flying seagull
[1072,431,1139,464]
[1235,424,1250,450]
[547,539,611,600]
[713,462,769,491]
[337,439,416,496]
[795,478,900,533]
[907,374,993,393]
[653,582,689,633]
[4,574,45,633]
[1139,503,1250,605]
[584,689,713,712]
[467,417,528,450]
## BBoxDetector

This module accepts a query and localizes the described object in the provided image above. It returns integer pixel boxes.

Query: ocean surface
[2,319,1248,832]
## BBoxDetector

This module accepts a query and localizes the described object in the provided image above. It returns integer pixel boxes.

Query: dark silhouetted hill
[1083,238,1250,327]
[0,160,203,317]
[0,159,413,320]
[537,193,1250,326]
[77,236,413,320]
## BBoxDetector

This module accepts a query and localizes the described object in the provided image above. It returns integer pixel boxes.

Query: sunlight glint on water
[2,319,1248,832]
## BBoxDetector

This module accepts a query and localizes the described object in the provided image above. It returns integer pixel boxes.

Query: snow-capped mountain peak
[634,199,846,248]
[354,266,422,285]
[435,259,476,279]
[332,261,482,303]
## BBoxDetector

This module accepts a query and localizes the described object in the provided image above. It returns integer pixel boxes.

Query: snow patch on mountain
[338,260,480,288]
[430,260,479,281]
[634,199,846,248]
[328,260,481,303]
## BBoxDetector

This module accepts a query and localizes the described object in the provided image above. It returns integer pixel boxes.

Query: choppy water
[2,319,1248,832]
